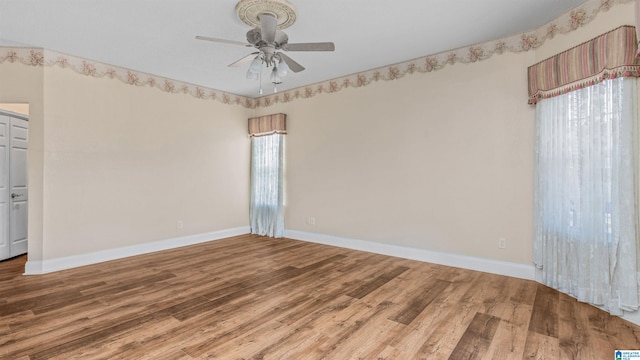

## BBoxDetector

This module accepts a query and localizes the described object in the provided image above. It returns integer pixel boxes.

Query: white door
[0,113,28,261]
[10,117,28,257]
[0,114,10,260]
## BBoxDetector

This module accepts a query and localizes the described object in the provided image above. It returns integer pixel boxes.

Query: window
[247,113,286,238]
[533,77,638,315]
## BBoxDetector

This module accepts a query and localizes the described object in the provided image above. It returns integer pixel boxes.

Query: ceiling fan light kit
[276,59,289,77]
[197,0,335,94]
[270,67,282,84]
[246,55,263,80]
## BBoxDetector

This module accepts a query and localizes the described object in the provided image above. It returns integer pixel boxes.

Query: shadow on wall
[0,103,29,116]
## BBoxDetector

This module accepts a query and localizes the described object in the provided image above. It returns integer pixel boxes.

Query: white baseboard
[24,226,250,275]
[285,229,536,281]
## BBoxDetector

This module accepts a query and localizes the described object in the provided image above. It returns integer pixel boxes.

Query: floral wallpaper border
[0,0,632,109]
[0,48,255,109]
[254,0,633,108]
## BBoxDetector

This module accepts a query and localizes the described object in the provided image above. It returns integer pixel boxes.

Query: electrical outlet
[177,220,183,229]
[498,238,506,249]
[307,217,316,225]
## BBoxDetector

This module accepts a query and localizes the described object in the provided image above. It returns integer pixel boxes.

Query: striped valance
[527,25,640,104]
[248,113,287,137]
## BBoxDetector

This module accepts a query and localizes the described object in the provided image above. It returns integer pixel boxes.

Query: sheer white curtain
[250,134,285,238]
[534,77,639,315]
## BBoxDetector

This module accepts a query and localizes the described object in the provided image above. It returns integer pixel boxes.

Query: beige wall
[268,52,535,264]
[39,66,252,258]
[260,2,635,265]
[1,60,251,262]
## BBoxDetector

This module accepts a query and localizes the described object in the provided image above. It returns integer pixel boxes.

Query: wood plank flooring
[1,234,639,359]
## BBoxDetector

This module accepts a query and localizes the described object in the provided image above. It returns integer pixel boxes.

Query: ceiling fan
[196,0,335,91]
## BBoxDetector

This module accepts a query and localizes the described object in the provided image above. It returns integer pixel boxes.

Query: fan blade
[259,13,277,43]
[195,36,250,47]
[229,52,260,67]
[278,53,305,73]
[284,42,335,51]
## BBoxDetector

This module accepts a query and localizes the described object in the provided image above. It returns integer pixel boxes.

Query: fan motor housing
[246,28,289,47]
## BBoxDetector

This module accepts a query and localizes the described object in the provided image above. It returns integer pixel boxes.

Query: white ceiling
[0,0,586,98]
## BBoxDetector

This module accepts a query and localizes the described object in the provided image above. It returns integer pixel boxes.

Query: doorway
[0,104,28,261]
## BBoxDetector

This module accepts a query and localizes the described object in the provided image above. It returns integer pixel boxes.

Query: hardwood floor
[1,234,639,359]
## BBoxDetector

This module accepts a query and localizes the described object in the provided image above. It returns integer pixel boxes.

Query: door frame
[0,108,29,261]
